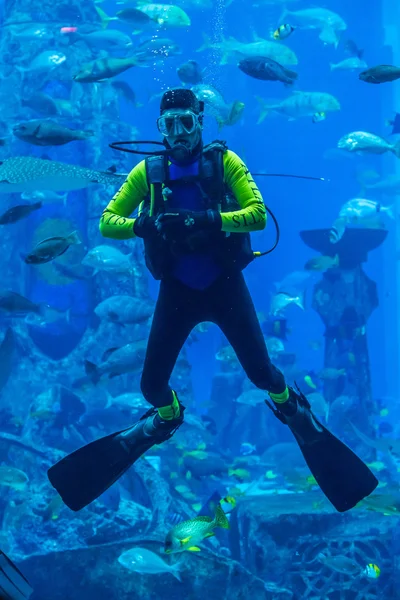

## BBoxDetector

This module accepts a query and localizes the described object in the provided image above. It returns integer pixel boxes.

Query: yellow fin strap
[158,391,180,420]
[269,387,289,403]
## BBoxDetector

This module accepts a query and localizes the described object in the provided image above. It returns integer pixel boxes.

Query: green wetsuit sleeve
[99,160,149,239]
[221,150,267,233]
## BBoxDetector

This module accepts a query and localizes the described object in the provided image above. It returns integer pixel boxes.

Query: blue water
[0,0,398,598]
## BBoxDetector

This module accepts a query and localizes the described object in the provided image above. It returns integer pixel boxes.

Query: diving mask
[157,110,201,137]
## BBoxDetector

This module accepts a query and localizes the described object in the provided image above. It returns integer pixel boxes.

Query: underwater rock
[20,540,268,600]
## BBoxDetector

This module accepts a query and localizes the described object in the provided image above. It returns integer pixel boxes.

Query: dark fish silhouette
[238,56,298,85]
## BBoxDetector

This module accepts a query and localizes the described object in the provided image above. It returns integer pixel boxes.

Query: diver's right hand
[133,214,158,238]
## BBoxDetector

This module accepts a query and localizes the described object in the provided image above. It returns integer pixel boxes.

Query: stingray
[0,156,127,193]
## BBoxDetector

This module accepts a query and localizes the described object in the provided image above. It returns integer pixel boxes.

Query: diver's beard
[164,130,202,163]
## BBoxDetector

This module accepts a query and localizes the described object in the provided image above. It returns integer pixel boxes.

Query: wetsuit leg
[140,278,204,408]
[210,272,286,394]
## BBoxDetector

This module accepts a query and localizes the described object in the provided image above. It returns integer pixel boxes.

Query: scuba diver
[48,88,378,513]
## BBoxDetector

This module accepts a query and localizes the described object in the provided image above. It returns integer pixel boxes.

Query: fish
[191,84,244,128]
[74,340,148,386]
[81,244,134,275]
[349,421,400,456]
[338,131,400,157]
[95,6,154,30]
[164,503,229,554]
[273,24,295,40]
[215,344,238,363]
[94,295,155,325]
[344,39,364,59]
[66,28,133,51]
[0,157,126,194]
[266,337,284,356]
[263,317,289,340]
[0,202,42,225]
[329,217,347,244]
[24,231,81,265]
[361,173,400,195]
[386,113,400,134]
[131,3,191,28]
[197,34,298,66]
[0,290,64,325]
[240,442,257,456]
[360,491,400,516]
[13,120,94,146]
[177,60,204,85]
[330,57,368,71]
[318,368,346,380]
[270,291,304,315]
[317,553,359,575]
[53,262,93,281]
[274,271,312,292]
[307,393,329,420]
[133,38,182,62]
[182,453,228,479]
[304,254,339,271]
[235,389,267,406]
[359,65,400,84]
[6,22,54,41]
[238,56,298,85]
[312,112,326,123]
[111,81,141,106]
[279,7,347,34]
[105,392,149,411]
[364,564,381,579]
[21,93,59,116]
[0,328,15,393]
[18,50,66,77]
[329,395,354,416]
[228,468,250,480]
[118,547,182,581]
[21,190,69,205]
[73,56,139,83]
[338,198,394,222]
[257,91,340,123]
[0,466,29,491]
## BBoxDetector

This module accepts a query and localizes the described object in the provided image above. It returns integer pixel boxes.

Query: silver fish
[118,547,181,581]
[338,198,394,221]
[82,245,134,275]
[330,57,368,71]
[270,291,304,315]
[0,157,126,194]
[67,29,133,51]
[257,91,340,123]
[19,50,66,77]
[197,34,298,66]
[94,295,155,325]
[74,340,148,386]
[338,131,400,156]
[13,120,94,146]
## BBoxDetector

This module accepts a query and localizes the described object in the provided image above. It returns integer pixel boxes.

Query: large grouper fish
[0,156,127,193]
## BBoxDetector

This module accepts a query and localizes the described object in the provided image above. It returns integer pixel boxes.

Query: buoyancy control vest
[141,140,255,280]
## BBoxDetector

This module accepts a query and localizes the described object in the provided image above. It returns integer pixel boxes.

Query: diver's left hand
[156,210,222,238]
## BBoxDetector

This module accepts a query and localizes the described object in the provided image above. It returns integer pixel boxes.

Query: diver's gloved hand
[156,210,222,239]
[133,214,158,238]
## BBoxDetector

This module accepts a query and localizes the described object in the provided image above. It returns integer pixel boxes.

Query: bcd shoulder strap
[144,140,229,212]
[145,154,167,215]
[199,140,228,208]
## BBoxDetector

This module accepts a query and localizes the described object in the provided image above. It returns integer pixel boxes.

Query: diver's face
[158,108,202,151]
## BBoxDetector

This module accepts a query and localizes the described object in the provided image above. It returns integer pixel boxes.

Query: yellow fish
[164,503,229,554]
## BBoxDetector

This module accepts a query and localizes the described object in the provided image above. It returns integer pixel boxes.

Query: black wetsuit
[140,272,285,407]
